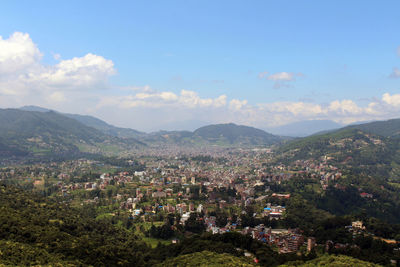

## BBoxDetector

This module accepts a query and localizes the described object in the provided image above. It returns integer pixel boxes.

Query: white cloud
[3,31,400,132]
[46,91,66,103]
[267,72,303,81]
[229,99,248,110]
[328,100,361,115]
[258,71,304,89]
[97,89,227,110]
[382,93,400,107]
[268,72,293,81]
[0,32,116,102]
[26,53,115,89]
[95,89,400,131]
[232,93,400,128]
[0,32,42,74]
[122,85,153,92]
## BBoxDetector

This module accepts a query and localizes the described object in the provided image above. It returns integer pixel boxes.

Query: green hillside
[143,130,195,145]
[0,183,389,266]
[280,118,400,161]
[346,118,400,138]
[64,113,146,139]
[279,128,395,167]
[275,126,400,223]
[139,123,284,147]
[20,105,146,139]
[0,108,144,159]
[281,254,381,267]
[19,107,285,147]
[193,123,283,146]
[278,118,400,168]
[0,183,152,266]
[157,251,256,267]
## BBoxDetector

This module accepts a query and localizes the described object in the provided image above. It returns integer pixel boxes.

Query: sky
[0,0,400,132]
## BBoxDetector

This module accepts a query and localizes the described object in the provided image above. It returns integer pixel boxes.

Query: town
[0,146,386,258]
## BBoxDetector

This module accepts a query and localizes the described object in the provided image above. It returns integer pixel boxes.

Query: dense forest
[1,183,398,266]
[0,183,292,266]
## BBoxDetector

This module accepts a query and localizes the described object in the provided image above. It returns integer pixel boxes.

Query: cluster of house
[243,226,302,253]
[125,200,204,218]
[262,203,286,219]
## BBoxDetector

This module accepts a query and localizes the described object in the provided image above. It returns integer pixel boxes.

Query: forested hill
[0,183,150,266]
[19,106,285,147]
[0,184,291,266]
[20,105,147,139]
[192,123,284,145]
[0,183,387,266]
[345,118,400,138]
[277,122,400,180]
[139,123,285,147]
[64,113,147,139]
[0,108,144,159]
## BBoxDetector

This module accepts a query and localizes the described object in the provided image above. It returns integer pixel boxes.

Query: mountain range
[18,106,351,137]
[9,105,400,175]
[0,106,288,159]
[0,108,145,160]
[20,105,146,139]
[20,106,283,145]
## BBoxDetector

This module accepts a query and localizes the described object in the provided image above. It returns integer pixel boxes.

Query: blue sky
[0,1,400,131]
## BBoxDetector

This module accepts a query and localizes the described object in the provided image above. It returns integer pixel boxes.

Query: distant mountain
[0,108,144,159]
[345,118,400,138]
[20,106,146,139]
[267,120,343,137]
[151,120,210,132]
[18,106,285,147]
[277,118,400,180]
[63,113,146,139]
[20,105,52,112]
[192,123,284,146]
[139,123,285,147]
[141,130,194,145]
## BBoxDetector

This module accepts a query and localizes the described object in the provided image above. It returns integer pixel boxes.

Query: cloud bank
[1,32,400,131]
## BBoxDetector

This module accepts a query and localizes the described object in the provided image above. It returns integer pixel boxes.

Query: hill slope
[135,123,285,147]
[20,105,146,139]
[0,108,143,159]
[64,113,146,139]
[283,254,381,267]
[277,119,400,181]
[18,106,285,147]
[0,183,154,266]
[193,123,283,146]
[346,118,400,138]
[157,251,256,267]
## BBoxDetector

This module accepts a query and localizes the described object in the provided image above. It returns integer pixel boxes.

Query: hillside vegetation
[157,251,256,267]
[193,123,284,146]
[281,254,381,267]
[4,108,285,159]
[0,108,144,159]
[278,127,400,180]
[346,118,400,138]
